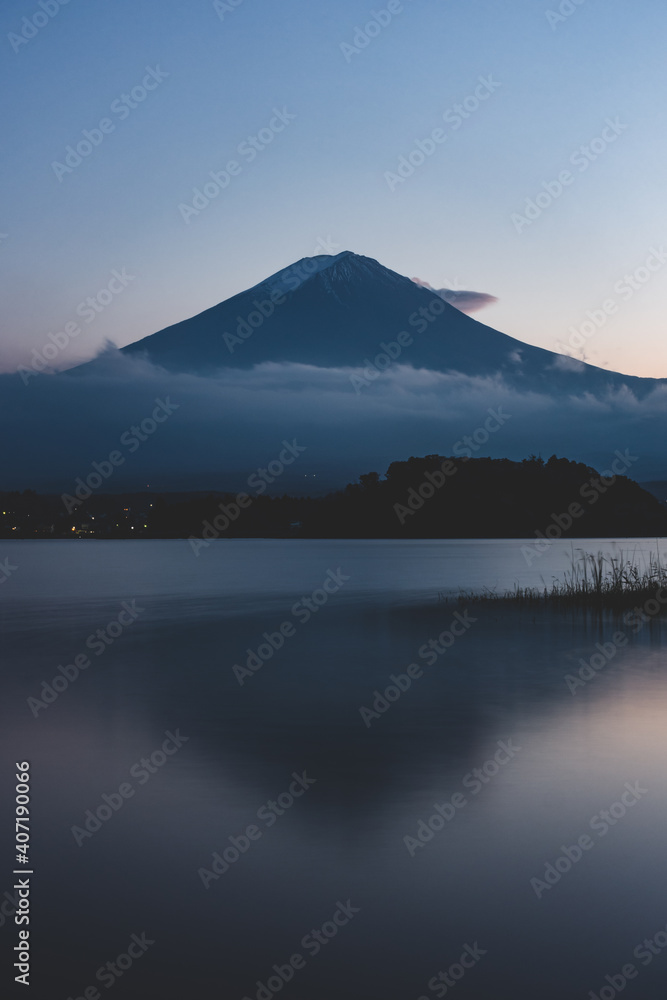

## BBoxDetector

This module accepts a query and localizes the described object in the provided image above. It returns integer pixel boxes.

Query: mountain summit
[122,250,436,372]
[120,251,659,398]
[254,250,413,298]
[6,251,667,491]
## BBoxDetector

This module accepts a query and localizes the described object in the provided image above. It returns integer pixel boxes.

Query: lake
[2,538,667,998]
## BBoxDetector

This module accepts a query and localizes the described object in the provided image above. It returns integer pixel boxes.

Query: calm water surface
[1,539,666,999]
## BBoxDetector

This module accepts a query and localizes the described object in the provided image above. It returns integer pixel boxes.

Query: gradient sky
[1,0,666,378]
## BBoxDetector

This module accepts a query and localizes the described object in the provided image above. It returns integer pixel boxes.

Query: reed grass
[451,547,667,613]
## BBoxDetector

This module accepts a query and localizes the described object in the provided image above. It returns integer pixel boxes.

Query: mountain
[119,250,661,398]
[4,250,667,493]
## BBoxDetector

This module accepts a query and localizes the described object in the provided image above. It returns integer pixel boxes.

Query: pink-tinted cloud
[412,278,498,313]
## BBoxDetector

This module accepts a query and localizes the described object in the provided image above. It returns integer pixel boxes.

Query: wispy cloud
[2,352,667,489]
[412,278,498,314]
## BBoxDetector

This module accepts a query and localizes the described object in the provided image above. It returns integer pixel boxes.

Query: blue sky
[2,0,666,377]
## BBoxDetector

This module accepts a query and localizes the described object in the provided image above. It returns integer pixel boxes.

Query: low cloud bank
[1,351,666,492]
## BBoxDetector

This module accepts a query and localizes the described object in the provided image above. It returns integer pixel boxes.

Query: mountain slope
[119,251,662,398]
